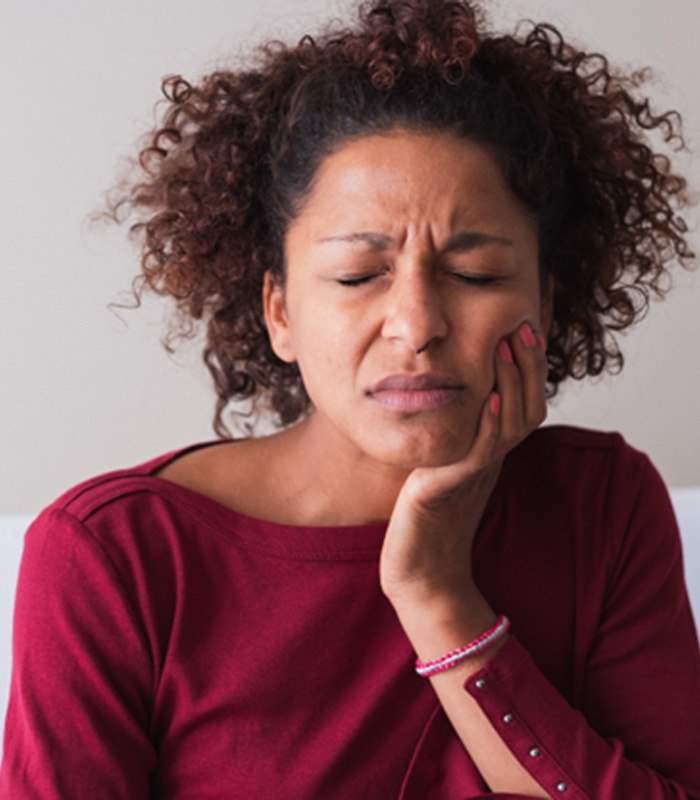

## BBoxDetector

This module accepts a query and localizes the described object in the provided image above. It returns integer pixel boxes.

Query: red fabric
[1,426,699,799]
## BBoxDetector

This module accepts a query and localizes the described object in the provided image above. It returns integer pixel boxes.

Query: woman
[2,0,698,797]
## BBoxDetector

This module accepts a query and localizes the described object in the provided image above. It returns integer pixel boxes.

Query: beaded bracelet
[415,614,511,677]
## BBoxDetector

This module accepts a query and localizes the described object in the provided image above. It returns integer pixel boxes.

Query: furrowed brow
[443,232,514,252]
[318,230,514,252]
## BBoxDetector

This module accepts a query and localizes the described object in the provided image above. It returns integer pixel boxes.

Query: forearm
[394,594,550,798]
[393,588,700,800]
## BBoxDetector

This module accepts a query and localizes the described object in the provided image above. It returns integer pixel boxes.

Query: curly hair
[111,0,694,435]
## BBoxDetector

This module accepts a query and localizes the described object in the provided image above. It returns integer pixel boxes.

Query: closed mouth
[367,374,467,412]
[367,373,466,393]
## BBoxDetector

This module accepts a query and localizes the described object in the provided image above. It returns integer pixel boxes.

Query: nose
[381,268,449,353]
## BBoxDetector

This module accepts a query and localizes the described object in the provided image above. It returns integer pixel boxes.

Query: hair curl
[110,0,695,435]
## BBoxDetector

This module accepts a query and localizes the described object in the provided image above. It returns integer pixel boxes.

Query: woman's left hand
[379,321,548,632]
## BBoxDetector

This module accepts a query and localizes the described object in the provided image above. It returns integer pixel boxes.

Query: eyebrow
[318,231,514,251]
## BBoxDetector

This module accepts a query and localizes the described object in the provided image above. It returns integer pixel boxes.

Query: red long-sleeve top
[2,426,699,798]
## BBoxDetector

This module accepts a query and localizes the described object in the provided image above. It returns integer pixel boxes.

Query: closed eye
[337,275,374,286]
[337,271,387,286]
[450,273,500,286]
[338,272,501,287]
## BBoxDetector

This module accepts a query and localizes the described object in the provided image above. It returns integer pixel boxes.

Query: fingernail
[519,322,536,348]
[490,392,501,416]
[535,333,547,352]
[498,340,514,364]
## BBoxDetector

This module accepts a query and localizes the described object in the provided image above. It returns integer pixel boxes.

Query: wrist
[415,614,511,677]
[392,590,503,673]
[390,580,490,629]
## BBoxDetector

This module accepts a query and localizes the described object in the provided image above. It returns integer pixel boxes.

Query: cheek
[292,312,352,362]
[455,294,538,380]
[485,290,542,337]
[456,298,523,350]
[287,307,360,398]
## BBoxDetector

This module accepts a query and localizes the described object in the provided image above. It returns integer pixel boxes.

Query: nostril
[380,280,449,350]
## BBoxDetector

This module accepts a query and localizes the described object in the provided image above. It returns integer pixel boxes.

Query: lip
[366,373,467,412]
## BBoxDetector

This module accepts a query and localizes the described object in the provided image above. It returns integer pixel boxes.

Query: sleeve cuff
[465,635,591,798]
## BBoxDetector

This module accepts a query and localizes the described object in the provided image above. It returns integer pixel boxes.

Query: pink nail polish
[536,333,547,352]
[519,323,536,348]
[490,392,501,416]
[498,341,514,364]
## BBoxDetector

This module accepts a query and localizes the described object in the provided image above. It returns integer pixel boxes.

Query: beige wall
[2,0,699,513]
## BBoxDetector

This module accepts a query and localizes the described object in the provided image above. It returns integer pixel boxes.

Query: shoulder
[495,427,681,601]
[44,441,221,524]
[503,425,672,532]
[20,442,243,606]
[514,423,638,458]
[24,443,232,564]
[507,424,650,481]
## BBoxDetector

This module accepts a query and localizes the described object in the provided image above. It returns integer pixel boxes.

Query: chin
[366,425,477,470]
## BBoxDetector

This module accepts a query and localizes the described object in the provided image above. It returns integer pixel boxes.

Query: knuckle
[468,450,492,474]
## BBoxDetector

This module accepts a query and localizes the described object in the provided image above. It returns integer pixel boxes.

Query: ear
[263,270,297,363]
[539,273,555,336]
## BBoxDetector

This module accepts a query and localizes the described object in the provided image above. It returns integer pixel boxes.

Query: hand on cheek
[491,321,548,459]
[379,322,548,610]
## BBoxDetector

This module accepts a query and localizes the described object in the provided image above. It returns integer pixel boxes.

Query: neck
[272,413,410,526]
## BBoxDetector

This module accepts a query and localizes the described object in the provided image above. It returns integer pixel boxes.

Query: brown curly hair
[111,0,694,435]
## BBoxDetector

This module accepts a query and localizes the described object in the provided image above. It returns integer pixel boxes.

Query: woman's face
[265,129,551,469]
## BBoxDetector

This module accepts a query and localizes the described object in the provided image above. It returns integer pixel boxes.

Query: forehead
[291,129,535,238]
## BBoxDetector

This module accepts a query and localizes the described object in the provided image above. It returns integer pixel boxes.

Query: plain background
[2,0,698,514]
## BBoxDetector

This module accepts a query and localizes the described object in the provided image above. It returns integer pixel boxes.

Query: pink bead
[415,615,511,678]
